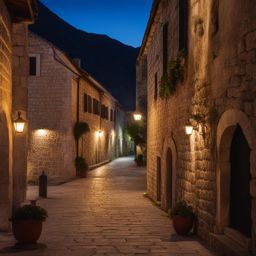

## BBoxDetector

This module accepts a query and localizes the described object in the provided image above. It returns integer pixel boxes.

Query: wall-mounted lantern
[133,112,142,121]
[185,123,193,135]
[13,111,26,133]
[185,114,207,137]
[96,130,103,138]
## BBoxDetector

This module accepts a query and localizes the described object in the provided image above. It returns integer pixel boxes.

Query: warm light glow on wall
[36,129,47,136]
[185,125,193,135]
[111,130,115,137]
[96,130,103,138]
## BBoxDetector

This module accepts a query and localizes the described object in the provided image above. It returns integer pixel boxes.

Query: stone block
[246,63,256,78]
[244,102,253,115]
[238,38,246,53]
[246,30,256,51]
[227,87,241,98]
[230,75,241,87]
[248,50,256,64]
[251,179,256,197]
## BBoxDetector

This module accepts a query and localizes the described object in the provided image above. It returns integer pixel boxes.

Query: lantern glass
[13,112,26,133]
[133,113,142,121]
[185,125,193,135]
[96,130,103,138]
[14,122,25,133]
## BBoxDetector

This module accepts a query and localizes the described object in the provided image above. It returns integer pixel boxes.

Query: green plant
[124,121,146,146]
[13,205,48,221]
[169,201,194,218]
[75,157,88,171]
[159,52,185,99]
[74,122,90,140]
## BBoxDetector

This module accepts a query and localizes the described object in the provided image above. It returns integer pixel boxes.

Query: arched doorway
[216,109,256,248]
[0,112,11,230]
[230,125,251,237]
[162,136,177,211]
[166,148,173,210]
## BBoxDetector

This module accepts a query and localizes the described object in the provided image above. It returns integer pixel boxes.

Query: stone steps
[224,227,251,250]
[210,233,252,256]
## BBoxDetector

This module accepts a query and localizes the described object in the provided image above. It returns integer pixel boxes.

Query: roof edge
[138,0,161,58]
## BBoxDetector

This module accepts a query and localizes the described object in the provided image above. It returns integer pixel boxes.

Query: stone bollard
[39,171,47,198]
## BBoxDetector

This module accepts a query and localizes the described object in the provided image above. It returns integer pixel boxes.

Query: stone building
[0,0,37,230]
[136,55,147,116]
[138,0,256,254]
[28,32,128,184]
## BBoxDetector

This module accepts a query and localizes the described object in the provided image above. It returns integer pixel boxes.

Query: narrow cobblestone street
[0,157,216,256]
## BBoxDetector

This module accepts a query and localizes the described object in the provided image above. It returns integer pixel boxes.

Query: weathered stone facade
[0,0,36,230]
[136,55,147,116]
[28,33,77,184]
[138,0,256,254]
[28,33,129,184]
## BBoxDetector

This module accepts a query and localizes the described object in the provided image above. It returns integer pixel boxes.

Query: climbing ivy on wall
[159,51,186,99]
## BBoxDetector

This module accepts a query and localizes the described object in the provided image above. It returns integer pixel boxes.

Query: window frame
[29,54,40,76]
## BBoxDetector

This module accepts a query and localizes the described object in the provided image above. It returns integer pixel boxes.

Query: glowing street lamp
[96,130,103,138]
[185,123,193,135]
[13,111,26,133]
[133,112,142,121]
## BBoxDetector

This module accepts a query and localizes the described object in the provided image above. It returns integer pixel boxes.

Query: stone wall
[79,78,117,165]
[12,23,30,209]
[136,56,147,115]
[140,0,256,252]
[28,33,76,184]
[0,0,13,230]
[28,33,126,183]
[0,0,31,230]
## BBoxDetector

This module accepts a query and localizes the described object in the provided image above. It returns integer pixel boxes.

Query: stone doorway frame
[216,109,256,249]
[0,111,12,231]
[162,136,177,211]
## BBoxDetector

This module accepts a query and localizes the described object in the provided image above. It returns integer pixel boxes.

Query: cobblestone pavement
[0,157,217,256]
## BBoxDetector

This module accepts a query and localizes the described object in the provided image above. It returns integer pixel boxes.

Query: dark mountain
[29,1,140,110]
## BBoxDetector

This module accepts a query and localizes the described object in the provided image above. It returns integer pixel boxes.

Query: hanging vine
[159,51,186,99]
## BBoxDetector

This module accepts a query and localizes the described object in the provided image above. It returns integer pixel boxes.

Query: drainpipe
[53,49,82,158]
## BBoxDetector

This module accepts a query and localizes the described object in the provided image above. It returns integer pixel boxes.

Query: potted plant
[169,201,194,235]
[75,156,88,178]
[10,204,48,244]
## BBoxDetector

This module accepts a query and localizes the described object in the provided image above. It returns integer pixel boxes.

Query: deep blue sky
[40,0,153,47]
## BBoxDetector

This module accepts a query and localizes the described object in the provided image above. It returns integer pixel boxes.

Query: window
[179,0,188,51]
[162,22,168,76]
[105,106,109,120]
[84,94,88,112]
[101,104,105,118]
[93,98,100,115]
[114,110,117,123]
[29,54,40,76]
[154,72,158,100]
[88,96,92,113]
[156,157,161,201]
[110,109,113,121]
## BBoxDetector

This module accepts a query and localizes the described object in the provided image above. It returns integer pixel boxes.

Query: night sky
[40,0,153,47]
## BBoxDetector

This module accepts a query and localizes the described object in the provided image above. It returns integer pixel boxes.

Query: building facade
[138,0,256,254]
[0,0,37,230]
[28,32,128,184]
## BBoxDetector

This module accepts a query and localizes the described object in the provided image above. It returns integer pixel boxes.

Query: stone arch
[162,136,177,211]
[0,111,11,230]
[216,109,256,240]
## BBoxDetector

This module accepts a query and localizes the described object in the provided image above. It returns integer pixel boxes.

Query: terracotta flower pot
[172,215,194,235]
[12,220,43,244]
